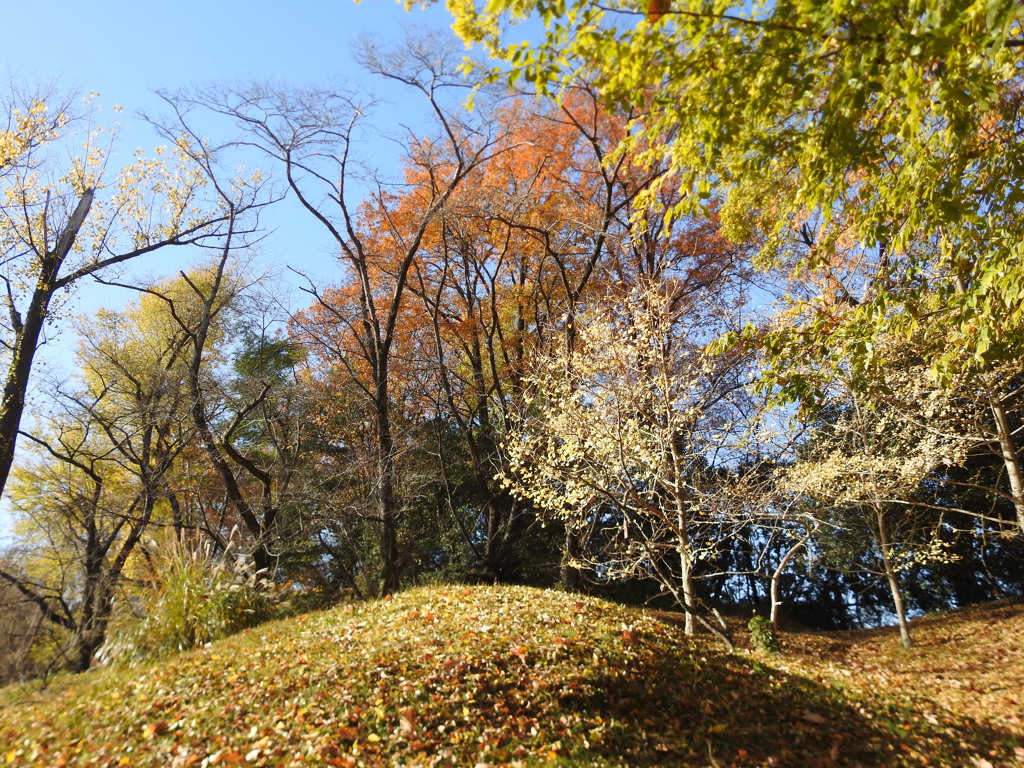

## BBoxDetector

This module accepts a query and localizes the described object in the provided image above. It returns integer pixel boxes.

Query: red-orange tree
[189,35,510,594]
[294,82,752,588]
[414,86,754,586]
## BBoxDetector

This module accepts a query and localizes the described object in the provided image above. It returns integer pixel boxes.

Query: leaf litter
[1,586,1022,767]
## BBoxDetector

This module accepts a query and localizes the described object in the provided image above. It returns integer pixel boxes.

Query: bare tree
[181,32,512,593]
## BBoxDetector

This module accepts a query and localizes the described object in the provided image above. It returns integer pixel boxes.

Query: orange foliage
[290,85,742,495]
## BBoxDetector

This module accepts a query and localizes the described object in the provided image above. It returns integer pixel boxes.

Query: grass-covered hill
[1,586,1022,767]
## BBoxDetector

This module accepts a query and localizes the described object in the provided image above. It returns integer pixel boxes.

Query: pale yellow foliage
[0,100,65,171]
[501,282,748,564]
[75,262,242,431]
[0,95,262,316]
[503,285,706,516]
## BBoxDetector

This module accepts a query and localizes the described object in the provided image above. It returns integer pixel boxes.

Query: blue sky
[4,0,461,284]
[0,0,468,540]
[1,0,471,326]
[5,1,457,105]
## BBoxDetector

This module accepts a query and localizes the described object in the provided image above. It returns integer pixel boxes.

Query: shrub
[748,613,780,654]
[103,533,273,664]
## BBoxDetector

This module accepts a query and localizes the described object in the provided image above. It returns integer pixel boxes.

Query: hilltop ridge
[1,586,1022,767]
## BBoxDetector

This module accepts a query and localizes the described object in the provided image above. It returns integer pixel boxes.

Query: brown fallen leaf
[399,706,417,736]
[142,721,168,739]
[210,751,245,766]
[801,710,828,725]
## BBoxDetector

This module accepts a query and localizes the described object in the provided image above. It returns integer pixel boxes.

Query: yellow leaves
[0,100,65,169]
[1,95,238,287]
[102,143,212,252]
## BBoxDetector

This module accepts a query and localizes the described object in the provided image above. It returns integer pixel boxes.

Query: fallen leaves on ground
[1,586,1022,767]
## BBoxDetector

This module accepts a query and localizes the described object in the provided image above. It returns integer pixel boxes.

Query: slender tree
[501,282,753,645]
[188,34,510,593]
[0,87,264,502]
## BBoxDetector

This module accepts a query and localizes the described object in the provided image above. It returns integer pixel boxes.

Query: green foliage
[443,0,1024,387]
[747,613,780,654]
[232,329,304,384]
[103,534,273,664]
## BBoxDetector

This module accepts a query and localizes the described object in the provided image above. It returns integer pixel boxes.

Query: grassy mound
[1,586,1022,767]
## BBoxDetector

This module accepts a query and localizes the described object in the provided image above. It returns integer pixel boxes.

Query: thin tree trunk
[642,531,735,651]
[680,553,696,636]
[183,248,277,575]
[988,388,1024,535]
[876,508,912,649]
[770,523,816,629]
[375,381,402,595]
[677,501,696,636]
[561,527,587,592]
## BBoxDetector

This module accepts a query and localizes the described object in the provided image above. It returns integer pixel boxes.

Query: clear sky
[5,0,458,106]
[4,0,462,280]
[0,0,467,541]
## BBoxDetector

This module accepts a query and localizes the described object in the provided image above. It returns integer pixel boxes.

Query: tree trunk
[561,527,587,592]
[71,562,106,672]
[987,388,1024,536]
[673,498,695,635]
[0,189,92,497]
[183,249,278,575]
[645,531,734,651]
[69,601,111,673]
[375,383,403,595]
[680,551,696,636]
[484,492,526,582]
[770,523,816,629]
[876,508,912,649]
[0,278,57,496]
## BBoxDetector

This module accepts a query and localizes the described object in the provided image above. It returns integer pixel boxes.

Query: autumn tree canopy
[444,0,1024,382]
[4,12,1024,678]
